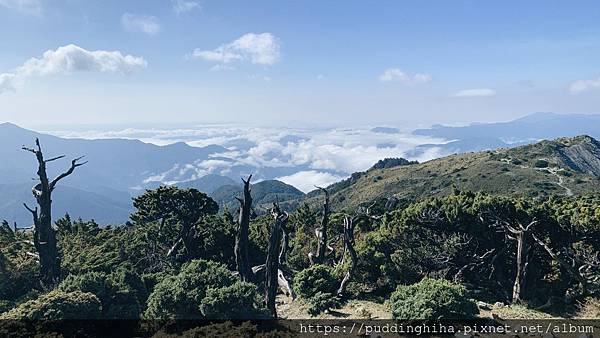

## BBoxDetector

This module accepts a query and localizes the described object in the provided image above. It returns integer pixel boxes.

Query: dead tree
[235,175,253,282]
[278,268,296,299]
[251,264,295,299]
[279,219,290,265]
[309,187,330,265]
[494,218,537,303]
[22,138,86,285]
[337,215,358,297]
[265,203,288,318]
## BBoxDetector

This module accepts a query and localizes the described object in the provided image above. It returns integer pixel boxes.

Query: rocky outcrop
[556,135,600,176]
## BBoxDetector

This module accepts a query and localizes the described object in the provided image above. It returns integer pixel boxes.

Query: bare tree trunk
[496,219,536,303]
[337,215,357,297]
[279,222,289,264]
[512,230,529,302]
[235,175,253,282]
[166,237,183,257]
[278,269,296,299]
[311,187,330,265]
[22,138,86,286]
[265,203,288,318]
[251,264,295,299]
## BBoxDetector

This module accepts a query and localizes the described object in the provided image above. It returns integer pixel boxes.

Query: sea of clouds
[46,125,446,192]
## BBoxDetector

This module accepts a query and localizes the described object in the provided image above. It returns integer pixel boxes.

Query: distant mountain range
[0,122,310,226]
[0,122,227,191]
[3,112,600,226]
[409,112,600,157]
[0,122,233,226]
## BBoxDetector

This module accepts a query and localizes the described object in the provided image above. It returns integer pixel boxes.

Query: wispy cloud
[121,13,161,35]
[569,77,600,93]
[172,0,201,14]
[451,88,496,97]
[192,33,281,66]
[210,64,235,71]
[378,68,431,84]
[0,73,17,93]
[0,44,147,94]
[0,0,41,15]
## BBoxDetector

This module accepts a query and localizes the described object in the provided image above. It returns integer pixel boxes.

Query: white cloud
[0,44,147,94]
[277,171,346,193]
[569,77,600,93]
[192,33,281,66]
[50,124,443,176]
[172,0,201,14]
[0,0,41,15]
[121,13,161,35]
[451,88,496,97]
[378,68,431,84]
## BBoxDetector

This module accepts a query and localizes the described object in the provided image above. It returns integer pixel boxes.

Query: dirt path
[276,295,391,319]
[546,167,574,196]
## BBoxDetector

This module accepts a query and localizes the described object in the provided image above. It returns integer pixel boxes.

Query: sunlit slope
[304,135,600,210]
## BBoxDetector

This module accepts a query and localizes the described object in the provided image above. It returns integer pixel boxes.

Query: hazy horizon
[4,110,600,133]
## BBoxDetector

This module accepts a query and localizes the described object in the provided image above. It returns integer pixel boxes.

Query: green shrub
[106,265,147,300]
[534,159,549,168]
[306,291,341,316]
[105,290,142,319]
[293,265,338,299]
[293,265,343,316]
[0,291,102,320]
[287,204,318,271]
[200,281,266,319]
[144,259,236,319]
[0,255,38,302]
[58,271,109,301]
[390,278,479,320]
[558,170,572,177]
[58,267,146,319]
[141,271,172,294]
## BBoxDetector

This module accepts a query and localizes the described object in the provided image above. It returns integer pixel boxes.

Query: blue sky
[1,0,600,128]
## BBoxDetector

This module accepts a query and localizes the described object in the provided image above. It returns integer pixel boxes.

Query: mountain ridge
[301,134,600,211]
